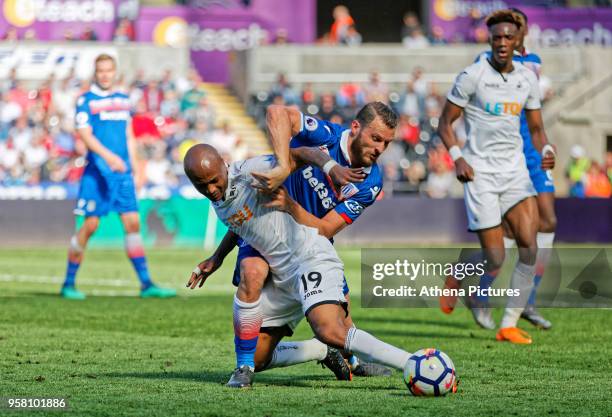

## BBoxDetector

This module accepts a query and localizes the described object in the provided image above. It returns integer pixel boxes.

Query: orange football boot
[496,327,533,344]
[439,275,460,314]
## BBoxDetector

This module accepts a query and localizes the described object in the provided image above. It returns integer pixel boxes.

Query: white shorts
[260,238,347,331]
[464,168,536,232]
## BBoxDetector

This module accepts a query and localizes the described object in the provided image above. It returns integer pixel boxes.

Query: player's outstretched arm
[438,101,474,183]
[264,187,347,239]
[78,126,127,173]
[525,109,555,170]
[187,230,240,289]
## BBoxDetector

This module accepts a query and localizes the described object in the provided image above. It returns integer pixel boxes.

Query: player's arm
[251,105,302,191]
[525,109,555,170]
[438,101,473,182]
[126,119,138,177]
[264,187,347,239]
[77,126,127,173]
[187,230,240,289]
[290,146,365,186]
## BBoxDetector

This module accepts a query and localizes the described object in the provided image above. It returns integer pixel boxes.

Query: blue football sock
[63,260,81,288]
[528,275,542,306]
[235,336,258,369]
[476,272,496,303]
[126,233,152,289]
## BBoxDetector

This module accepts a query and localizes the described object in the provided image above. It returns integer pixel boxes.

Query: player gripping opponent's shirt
[232,113,383,288]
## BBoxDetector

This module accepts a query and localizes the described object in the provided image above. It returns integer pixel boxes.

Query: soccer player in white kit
[184,144,415,388]
[437,10,556,344]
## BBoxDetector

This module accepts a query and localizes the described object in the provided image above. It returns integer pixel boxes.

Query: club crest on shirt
[340,183,359,200]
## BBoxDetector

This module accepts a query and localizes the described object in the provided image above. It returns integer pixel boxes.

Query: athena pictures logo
[3,0,115,27]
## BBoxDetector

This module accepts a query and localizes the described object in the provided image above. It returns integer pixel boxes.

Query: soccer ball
[403,348,457,396]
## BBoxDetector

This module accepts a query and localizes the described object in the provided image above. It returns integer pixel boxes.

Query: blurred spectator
[329,5,355,44]
[363,71,389,104]
[318,93,341,121]
[401,12,423,41]
[301,83,317,109]
[143,80,164,113]
[113,18,135,42]
[159,69,176,92]
[403,28,430,48]
[336,82,365,109]
[209,121,245,162]
[80,27,99,41]
[342,25,362,46]
[430,26,447,45]
[2,27,18,41]
[273,28,289,45]
[565,145,590,197]
[269,73,300,106]
[424,160,455,198]
[399,81,422,119]
[23,29,37,41]
[145,144,177,187]
[181,83,206,116]
[584,161,611,198]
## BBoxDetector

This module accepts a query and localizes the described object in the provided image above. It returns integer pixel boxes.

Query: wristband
[449,145,463,162]
[541,144,555,158]
[322,159,338,175]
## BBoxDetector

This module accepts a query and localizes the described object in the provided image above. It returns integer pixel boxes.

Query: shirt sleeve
[447,66,478,108]
[290,113,341,147]
[333,181,382,224]
[74,95,91,130]
[524,72,542,110]
[237,155,277,176]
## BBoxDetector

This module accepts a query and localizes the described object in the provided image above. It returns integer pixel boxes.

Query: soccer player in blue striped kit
[60,54,176,300]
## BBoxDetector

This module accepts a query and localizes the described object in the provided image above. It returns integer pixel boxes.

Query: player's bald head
[184,144,228,202]
[184,144,223,177]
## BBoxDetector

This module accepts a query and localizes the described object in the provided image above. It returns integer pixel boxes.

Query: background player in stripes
[61,54,176,300]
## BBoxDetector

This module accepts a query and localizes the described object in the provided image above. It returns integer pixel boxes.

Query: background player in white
[184,144,415,388]
[437,10,555,344]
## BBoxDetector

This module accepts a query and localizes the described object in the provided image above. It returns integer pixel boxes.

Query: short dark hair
[485,9,522,31]
[509,7,527,23]
[355,101,398,130]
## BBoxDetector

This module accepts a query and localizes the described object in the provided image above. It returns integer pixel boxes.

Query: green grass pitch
[1,247,611,417]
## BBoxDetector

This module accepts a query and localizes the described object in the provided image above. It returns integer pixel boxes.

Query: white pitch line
[0,274,136,287]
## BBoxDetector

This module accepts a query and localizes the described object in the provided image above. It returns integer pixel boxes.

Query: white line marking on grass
[0,274,135,287]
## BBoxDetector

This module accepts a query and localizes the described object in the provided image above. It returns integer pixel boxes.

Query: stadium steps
[201,82,270,155]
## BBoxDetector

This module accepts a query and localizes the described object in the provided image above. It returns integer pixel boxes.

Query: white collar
[90,83,113,97]
[340,129,372,174]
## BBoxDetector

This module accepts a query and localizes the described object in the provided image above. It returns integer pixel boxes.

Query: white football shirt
[447,58,541,173]
[212,155,333,286]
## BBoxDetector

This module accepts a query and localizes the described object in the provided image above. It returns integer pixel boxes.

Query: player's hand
[251,165,291,192]
[187,256,222,289]
[106,153,127,173]
[541,145,556,171]
[263,186,292,212]
[455,158,474,183]
[328,164,365,187]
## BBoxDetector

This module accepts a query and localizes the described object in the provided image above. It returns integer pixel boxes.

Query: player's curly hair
[485,9,523,30]
[356,101,398,130]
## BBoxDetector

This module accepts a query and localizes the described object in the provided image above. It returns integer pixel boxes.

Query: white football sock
[503,236,516,249]
[536,232,555,275]
[500,261,536,329]
[265,339,327,370]
[344,327,411,371]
